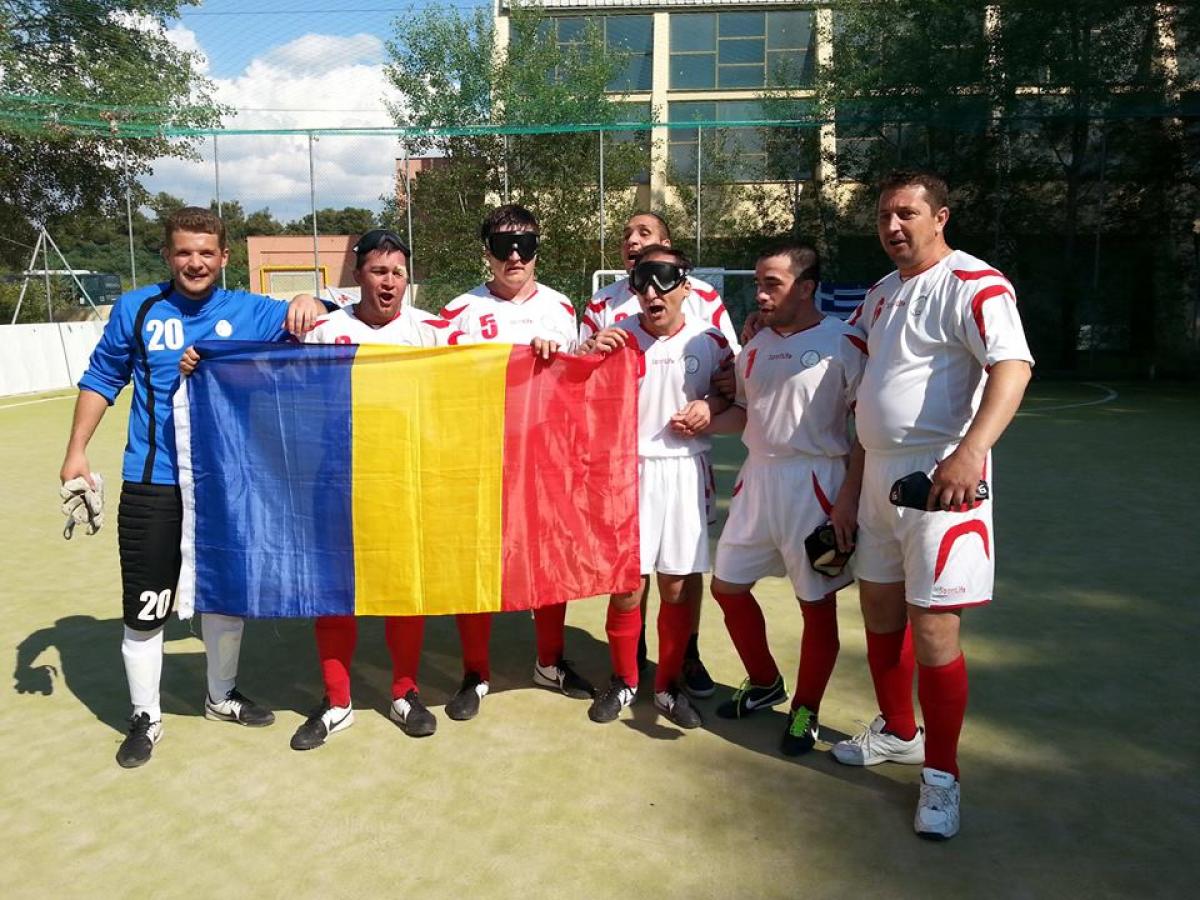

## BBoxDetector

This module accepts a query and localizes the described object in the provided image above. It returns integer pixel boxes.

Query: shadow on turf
[11,608,619,733]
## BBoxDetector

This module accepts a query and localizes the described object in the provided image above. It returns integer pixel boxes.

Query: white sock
[202,613,244,701]
[122,625,164,721]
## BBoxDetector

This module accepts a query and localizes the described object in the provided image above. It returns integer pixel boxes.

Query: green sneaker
[780,705,819,756]
[715,675,787,719]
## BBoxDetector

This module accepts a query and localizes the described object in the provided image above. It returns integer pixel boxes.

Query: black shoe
[204,687,276,727]
[116,712,162,769]
[637,627,648,673]
[716,675,787,719]
[446,672,489,721]
[587,675,637,724]
[390,689,437,737]
[654,686,703,729]
[682,657,716,699]
[290,698,354,751]
[532,658,594,699]
[780,705,819,756]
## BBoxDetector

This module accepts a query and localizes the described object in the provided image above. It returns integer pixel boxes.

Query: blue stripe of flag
[189,341,358,618]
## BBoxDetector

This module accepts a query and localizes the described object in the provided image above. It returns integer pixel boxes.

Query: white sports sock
[122,625,164,721]
[202,613,244,701]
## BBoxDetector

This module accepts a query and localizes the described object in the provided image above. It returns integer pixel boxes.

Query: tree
[383,4,646,309]
[285,207,379,237]
[0,1,223,267]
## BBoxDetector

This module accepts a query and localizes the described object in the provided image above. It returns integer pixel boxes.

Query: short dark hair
[758,241,820,285]
[164,206,226,250]
[877,169,950,213]
[353,229,410,269]
[637,243,692,271]
[479,204,538,241]
[627,211,672,242]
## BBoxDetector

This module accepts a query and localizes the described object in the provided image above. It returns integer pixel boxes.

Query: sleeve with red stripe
[957,276,1034,369]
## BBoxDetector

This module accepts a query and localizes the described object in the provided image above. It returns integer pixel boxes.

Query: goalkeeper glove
[61,473,104,539]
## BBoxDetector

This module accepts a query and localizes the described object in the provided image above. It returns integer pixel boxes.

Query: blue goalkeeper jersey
[78,282,290,485]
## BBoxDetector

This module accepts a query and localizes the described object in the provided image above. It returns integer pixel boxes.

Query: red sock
[455,612,492,681]
[655,601,692,692]
[865,625,917,740]
[533,602,567,666]
[792,600,839,713]
[605,602,641,688]
[918,654,968,779]
[385,616,425,699]
[315,615,357,708]
[712,589,779,686]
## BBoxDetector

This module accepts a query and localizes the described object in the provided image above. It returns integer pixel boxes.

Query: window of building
[542,15,653,93]
[609,101,653,184]
[670,11,815,90]
[668,100,813,183]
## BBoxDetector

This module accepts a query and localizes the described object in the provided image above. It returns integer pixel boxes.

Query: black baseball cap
[353,229,411,265]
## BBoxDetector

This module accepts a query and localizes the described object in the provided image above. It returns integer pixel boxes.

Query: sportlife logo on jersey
[911,295,928,317]
[684,354,700,374]
[800,350,822,368]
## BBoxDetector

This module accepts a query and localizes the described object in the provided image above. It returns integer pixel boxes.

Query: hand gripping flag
[174,341,641,619]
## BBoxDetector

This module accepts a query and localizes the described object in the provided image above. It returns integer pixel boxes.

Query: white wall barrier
[0,321,106,398]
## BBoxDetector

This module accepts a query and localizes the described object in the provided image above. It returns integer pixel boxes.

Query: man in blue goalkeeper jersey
[60,206,324,768]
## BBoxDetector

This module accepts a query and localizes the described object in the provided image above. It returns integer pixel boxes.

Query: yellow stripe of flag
[351,344,510,616]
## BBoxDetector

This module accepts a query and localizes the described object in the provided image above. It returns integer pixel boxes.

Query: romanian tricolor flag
[174,342,640,619]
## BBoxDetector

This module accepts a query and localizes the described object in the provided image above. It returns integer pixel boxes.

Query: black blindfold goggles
[630,259,688,295]
[486,231,539,262]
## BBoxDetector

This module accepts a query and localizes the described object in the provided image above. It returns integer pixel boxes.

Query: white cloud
[144,32,404,223]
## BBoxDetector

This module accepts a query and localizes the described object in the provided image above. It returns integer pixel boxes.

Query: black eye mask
[486,232,539,262]
[631,259,687,295]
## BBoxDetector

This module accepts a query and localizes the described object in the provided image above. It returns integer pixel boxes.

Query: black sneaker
[290,698,354,751]
[716,675,787,719]
[532,658,594,699]
[588,676,637,724]
[204,687,276,727]
[780,705,819,756]
[445,672,489,721]
[682,657,716,699]
[654,686,703,729]
[116,712,162,769]
[637,627,648,673]
[390,689,437,737]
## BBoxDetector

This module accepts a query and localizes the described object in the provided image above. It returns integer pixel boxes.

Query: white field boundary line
[1018,382,1119,415]
[0,394,76,410]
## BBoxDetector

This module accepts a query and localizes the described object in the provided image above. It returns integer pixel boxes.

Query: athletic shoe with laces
[445,672,489,721]
[831,714,925,766]
[204,687,276,727]
[654,686,703,729]
[780,705,819,756]
[532,658,594,699]
[915,767,960,840]
[682,657,716,698]
[116,712,162,768]
[389,689,437,737]
[716,675,787,719]
[588,676,638,723]
[290,698,354,751]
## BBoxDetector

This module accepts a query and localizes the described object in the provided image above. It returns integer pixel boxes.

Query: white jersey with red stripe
[303,303,437,346]
[850,249,1034,453]
[735,316,867,460]
[616,316,733,458]
[433,283,578,348]
[580,275,741,352]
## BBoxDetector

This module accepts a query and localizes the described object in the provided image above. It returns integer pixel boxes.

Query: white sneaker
[290,700,354,751]
[915,767,960,840]
[832,715,925,766]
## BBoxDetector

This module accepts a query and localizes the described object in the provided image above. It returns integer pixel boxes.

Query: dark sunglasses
[354,228,411,259]
[486,231,539,262]
[630,259,688,295]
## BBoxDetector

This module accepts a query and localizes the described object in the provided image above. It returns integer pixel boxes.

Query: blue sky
[146,1,492,220]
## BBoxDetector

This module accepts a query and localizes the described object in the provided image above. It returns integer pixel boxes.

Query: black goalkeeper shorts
[118,482,183,631]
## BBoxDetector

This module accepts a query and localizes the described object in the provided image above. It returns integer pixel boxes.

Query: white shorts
[640,455,709,576]
[856,445,994,609]
[714,455,851,602]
